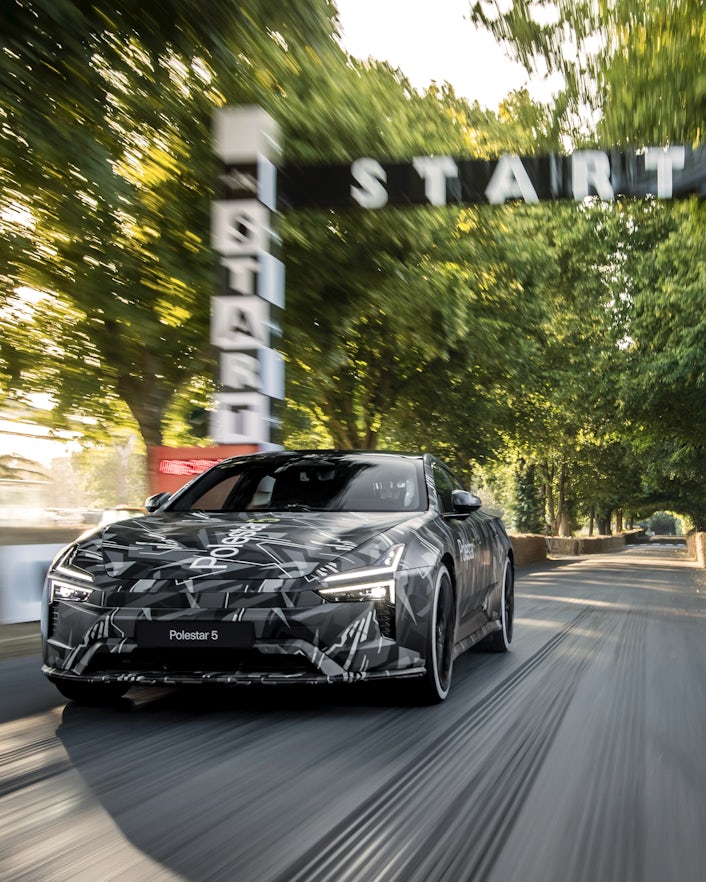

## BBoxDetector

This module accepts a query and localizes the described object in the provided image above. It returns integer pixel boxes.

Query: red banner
[147,445,259,495]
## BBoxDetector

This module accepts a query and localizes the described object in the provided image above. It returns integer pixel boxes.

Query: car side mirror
[451,490,482,514]
[145,492,171,513]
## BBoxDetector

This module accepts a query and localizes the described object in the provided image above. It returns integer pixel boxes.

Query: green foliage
[3,0,706,534]
[0,0,340,446]
[280,81,560,456]
[513,461,546,534]
[599,0,706,146]
[613,199,706,527]
[648,511,678,535]
[459,5,706,526]
[0,454,49,483]
[471,0,706,146]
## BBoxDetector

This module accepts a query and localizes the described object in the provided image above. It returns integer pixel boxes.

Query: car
[41,450,514,704]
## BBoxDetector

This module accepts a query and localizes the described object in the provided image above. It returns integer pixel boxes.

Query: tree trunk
[539,462,556,534]
[597,509,612,535]
[125,397,165,448]
[110,328,172,449]
[556,464,573,536]
[114,434,136,503]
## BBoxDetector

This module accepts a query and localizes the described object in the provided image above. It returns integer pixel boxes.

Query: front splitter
[43,664,427,687]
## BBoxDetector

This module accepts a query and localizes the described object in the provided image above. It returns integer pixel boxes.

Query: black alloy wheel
[420,565,455,703]
[487,557,514,652]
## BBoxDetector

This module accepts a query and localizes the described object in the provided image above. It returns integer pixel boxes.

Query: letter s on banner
[351,158,388,208]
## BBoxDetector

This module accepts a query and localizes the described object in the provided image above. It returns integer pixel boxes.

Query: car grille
[375,599,395,639]
[48,604,60,639]
[84,647,319,676]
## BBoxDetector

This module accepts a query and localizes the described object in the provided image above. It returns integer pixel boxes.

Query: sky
[335,0,555,110]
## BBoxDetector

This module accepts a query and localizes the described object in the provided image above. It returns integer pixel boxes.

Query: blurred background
[1,0,704,538]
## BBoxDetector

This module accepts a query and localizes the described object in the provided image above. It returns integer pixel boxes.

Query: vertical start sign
[211,107,285,447]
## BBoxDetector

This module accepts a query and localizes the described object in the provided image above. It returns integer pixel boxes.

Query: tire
[486,557,514,652]
[419,565,456,703]
[51,679,128,705]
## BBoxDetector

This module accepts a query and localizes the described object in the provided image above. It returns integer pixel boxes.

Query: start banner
[279,147,702,210]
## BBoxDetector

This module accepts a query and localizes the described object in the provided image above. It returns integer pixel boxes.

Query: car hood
[93,510,423,581]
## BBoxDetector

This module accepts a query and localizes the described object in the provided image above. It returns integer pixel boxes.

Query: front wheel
[50,679,128,705]
[486,557,514,652]
[418,566,456,703]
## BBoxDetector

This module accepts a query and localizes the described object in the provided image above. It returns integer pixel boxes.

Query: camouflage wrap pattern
[41,454,512,689]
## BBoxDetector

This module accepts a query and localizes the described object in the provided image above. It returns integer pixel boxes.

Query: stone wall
[509,530,646,566]
[509,534,548,566]
[548,534,627,556]
[686,532,706,566]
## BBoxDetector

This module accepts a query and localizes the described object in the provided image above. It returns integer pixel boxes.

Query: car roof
[214,449,426,468]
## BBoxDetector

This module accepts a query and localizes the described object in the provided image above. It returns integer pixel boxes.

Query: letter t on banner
[211,107,285,447]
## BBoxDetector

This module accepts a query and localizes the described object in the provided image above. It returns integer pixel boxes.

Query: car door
[431,461,485,641]
[472,511,499,615]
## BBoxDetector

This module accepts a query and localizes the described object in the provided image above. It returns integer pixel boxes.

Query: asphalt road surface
[2,544,705,882]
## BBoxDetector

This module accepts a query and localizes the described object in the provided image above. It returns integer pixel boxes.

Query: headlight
[49,545,95,602]
[50,579,94,603]
[319,544,404,603]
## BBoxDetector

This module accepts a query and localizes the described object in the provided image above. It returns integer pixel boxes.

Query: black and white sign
[279,146,704,209]
[212,106,285,447]
[211,392,274,445]
[220,349,284,398]
[211,296,271,350]
[135,620,255,649]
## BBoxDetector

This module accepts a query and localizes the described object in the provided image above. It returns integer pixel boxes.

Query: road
[1,544,705,882]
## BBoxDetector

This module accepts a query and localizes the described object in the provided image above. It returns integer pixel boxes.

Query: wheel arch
[440,551,457,596]
[439,551,459,624]
[503,545,515,582]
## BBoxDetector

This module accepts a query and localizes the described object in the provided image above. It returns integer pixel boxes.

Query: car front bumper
[43,594,428,687]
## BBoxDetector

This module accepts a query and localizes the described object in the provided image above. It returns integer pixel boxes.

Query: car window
[186,474,242,510]
[432,463,464,514]
[169,455,426,513]
[432,465,454,513]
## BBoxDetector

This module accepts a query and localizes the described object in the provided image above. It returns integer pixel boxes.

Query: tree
[474,197,646,535]
[0,0,340,446]
[470,0,706,147]
[512,460,545,534]
[0,454,49,484]
[619,199,706,528]
[281,85,560,457]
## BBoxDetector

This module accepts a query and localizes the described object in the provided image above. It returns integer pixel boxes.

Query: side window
[432,464,455,514]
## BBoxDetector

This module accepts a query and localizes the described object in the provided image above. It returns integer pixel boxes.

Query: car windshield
[168,454,426,513]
